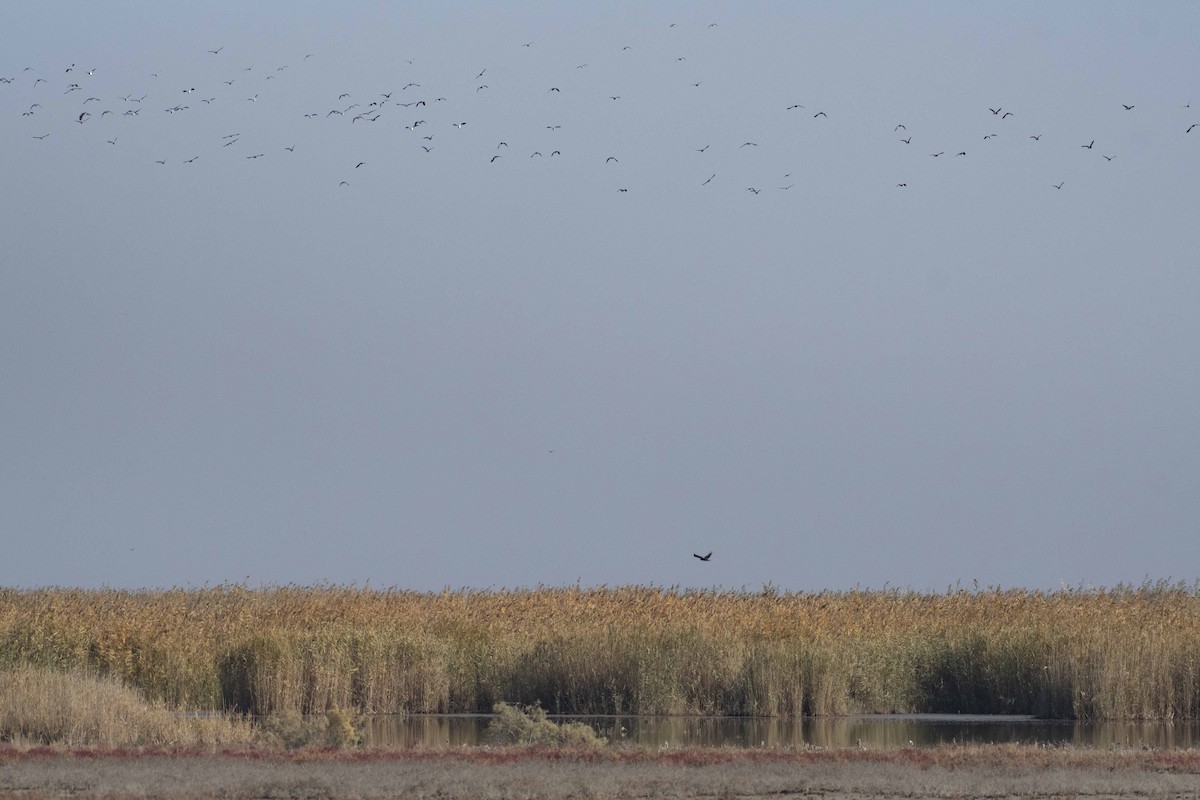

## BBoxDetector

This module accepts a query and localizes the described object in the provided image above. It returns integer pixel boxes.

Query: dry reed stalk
[0,666,255,746]
[2,583,1198,718]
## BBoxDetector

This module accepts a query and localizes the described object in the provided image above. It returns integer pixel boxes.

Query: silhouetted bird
[694,552,712,561]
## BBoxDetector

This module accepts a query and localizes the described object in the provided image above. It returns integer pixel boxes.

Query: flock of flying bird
[5,24,1197,198]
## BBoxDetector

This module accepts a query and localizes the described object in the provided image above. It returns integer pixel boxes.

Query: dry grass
[2,582,1199,719]
[0,667,256,747]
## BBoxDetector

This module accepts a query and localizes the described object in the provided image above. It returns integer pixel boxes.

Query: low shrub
[485,702,605,747]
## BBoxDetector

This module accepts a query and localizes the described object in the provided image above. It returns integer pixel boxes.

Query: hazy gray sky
[3,2,1198,592]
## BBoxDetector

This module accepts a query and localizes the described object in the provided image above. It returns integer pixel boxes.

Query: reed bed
[1,583,1198,720]
[0,666,256,747]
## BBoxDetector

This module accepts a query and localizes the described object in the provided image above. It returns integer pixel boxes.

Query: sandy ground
[2,749,1200,799]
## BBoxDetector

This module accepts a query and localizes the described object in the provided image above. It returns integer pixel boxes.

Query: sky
[2,2,1198,592]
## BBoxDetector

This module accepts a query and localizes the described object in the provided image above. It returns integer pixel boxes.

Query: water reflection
[363,714,1200,749]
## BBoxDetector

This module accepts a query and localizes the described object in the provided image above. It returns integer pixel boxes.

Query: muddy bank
[3,746,1200,799]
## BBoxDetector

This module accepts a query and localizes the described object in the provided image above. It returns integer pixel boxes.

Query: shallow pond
[363,714,1200,749]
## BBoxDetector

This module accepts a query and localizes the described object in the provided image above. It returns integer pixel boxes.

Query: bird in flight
[1052,181,1064,189]
[930,151,944,157]
[606,156,619,163]
[1002,111,1013,118]
[895,124,906,131]
[900,137,911,144]
[1102,155,1115,161]
[989,107,1002,115]
[694,552,712,562]
[740,142,757,147]
[746,187,761,194]
[1082,140,1094,149]
[813,111,827,118]
[701,174,715,185]
[208,47,223,54]
[1029,134,1041,141]
[1187,124,1197,133]
[490,154,502,162]
[896,183,907,187]
[1122,104,1134,110]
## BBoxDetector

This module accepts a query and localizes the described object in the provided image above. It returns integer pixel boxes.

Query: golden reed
[1,583,1197,719]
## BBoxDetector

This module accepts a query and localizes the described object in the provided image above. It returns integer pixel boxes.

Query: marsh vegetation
[2,583,1198,723]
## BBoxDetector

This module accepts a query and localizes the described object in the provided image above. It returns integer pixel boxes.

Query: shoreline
[3,744,1200,799]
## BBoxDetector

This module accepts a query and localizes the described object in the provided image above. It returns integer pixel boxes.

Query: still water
[364,714,1200,749]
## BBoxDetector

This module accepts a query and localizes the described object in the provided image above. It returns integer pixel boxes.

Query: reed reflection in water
[363,714,1200,749]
